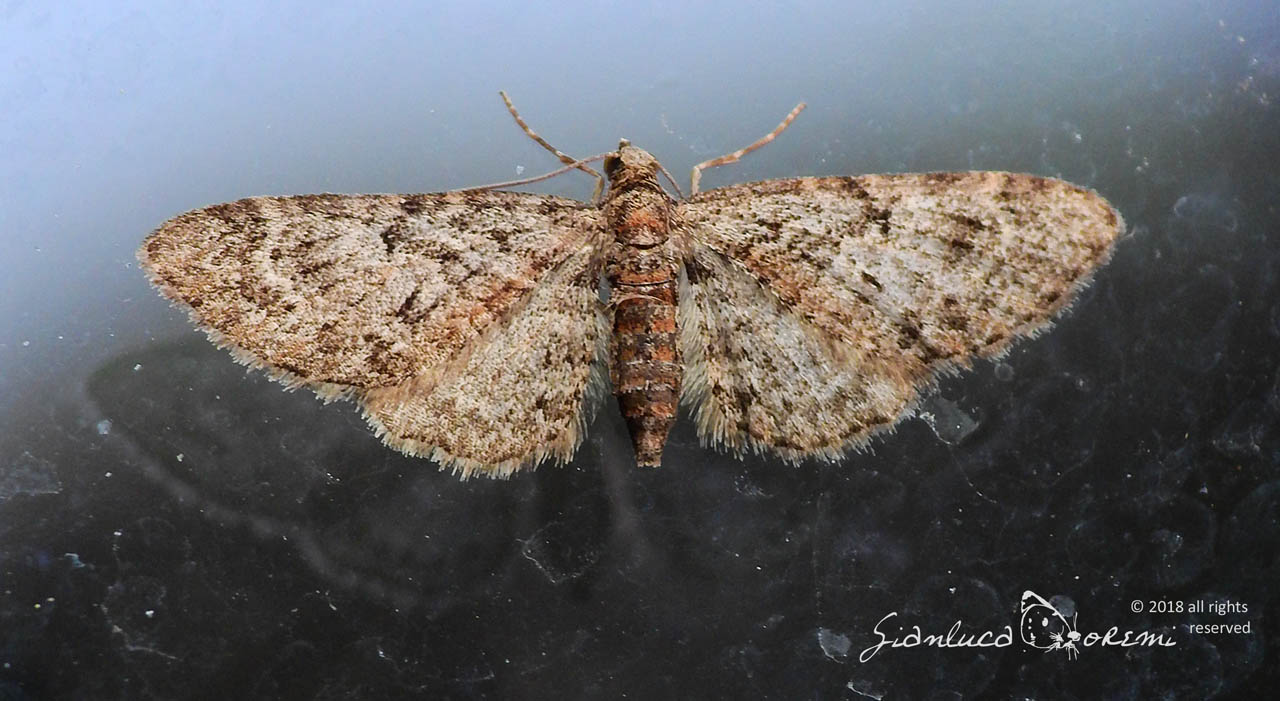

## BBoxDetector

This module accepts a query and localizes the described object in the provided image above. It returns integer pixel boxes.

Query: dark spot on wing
[943,312,968,331]
[395,288,421,322]
[755,217,782,233]
[948,213,988,231]
[298,258,335,278]
[237,280,281,307]
[923,172,965,191]
[838,177,872,201]
[897,321,921,349]
[204,202,242,221]
[684,259,707,285]
[401,194,429,216]
[380,217,415,254]
[1039,289,1063,306]
[364,336,402,377]
[868,206,892,234]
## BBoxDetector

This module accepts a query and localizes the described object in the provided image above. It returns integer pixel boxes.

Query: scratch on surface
[847,681,885,700]
[952,454,997,505]
[818,627,852,660]
[810,489,826,625]
[110,625,179,661]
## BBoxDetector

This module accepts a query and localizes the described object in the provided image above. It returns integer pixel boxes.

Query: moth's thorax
[603,146,672,247]
[603,184,672,248]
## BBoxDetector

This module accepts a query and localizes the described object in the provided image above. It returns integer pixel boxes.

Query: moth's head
[603,139,660,184]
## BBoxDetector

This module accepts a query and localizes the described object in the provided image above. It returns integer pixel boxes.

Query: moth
[139,93,1123,478]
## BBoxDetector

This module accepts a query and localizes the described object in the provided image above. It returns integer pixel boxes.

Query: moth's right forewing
[679,174,1121,371]
[139,192,601,392]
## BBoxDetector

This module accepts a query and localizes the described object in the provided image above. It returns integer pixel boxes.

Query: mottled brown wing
[140,191,610,476]
[677,244,921,461]
[676,172,1122,460]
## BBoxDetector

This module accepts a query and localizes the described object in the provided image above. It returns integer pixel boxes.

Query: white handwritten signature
[857,590,1177,662]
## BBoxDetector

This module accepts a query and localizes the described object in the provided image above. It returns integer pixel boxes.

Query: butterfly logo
[1020,590,1082,660]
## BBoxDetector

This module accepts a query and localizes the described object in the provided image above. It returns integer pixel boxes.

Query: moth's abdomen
[610,246,682,467]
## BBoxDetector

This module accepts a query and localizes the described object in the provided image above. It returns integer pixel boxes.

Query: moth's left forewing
[675,173,1123,461]
[141,190,611,478]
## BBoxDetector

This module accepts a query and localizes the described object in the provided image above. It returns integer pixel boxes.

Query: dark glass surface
[3,2,1278,698]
